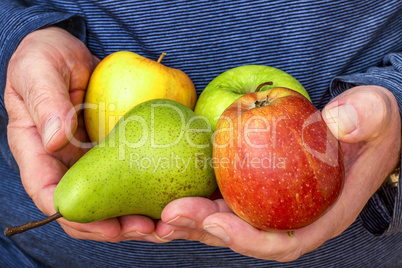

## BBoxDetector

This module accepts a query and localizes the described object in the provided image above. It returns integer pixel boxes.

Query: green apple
[194,65,310,130]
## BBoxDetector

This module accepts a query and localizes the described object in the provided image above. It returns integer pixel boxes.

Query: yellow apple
[84,51,197,143]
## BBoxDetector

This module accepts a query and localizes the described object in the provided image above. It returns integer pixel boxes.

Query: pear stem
[254,81,273,93]
[157,53,167,63]
[4,212,62,237]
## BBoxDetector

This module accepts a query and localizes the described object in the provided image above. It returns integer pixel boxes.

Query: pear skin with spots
[54,99,216,223]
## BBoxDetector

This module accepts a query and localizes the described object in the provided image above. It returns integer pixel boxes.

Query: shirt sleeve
[0,0,86,115]
[330,52,402,236]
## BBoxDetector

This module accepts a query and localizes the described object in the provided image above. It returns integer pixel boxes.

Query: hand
[155,86,401,261]
[4,27,161,242]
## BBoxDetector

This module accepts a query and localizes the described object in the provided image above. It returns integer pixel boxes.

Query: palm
[158,86,401,261]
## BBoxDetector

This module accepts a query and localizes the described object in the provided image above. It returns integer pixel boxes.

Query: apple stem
[287,231,293,237]
[255,82,273,93]
[157,53,167,63]
[4,212,62,237]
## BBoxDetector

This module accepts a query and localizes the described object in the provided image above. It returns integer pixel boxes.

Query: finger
[8,59,80,153]
[118,215,156,240]
[157,197,222,242]
[5,85,84,229]
[57,218,122,242]
[6,32,95,153]
[6,58,75,152]
[68,54,100,110]
[161,197,232,230]
[203,213,300,262]
[177,198,340,261]
[156,198,231,245]
[322,86,399,143]
[5,84,61,196]
[155,218,228,247]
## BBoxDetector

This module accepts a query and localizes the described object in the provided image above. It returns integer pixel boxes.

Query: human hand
[156,85,401,261]
[4,27,161,242]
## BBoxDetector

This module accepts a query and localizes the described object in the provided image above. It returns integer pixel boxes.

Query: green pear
[54,98,216,222]
[4,99,217,236]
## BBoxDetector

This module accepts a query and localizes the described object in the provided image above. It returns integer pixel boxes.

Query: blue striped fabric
[0,0,402,267]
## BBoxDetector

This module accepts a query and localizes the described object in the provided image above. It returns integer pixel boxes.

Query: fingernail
[204,224,230,242]
[152,232,172,243]
[124,231,150,239]
[325,104,358,137]
[44,116,61,147]
[166,216,195,228]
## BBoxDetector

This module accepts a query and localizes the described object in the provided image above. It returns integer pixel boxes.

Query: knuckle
[26,86,53,122]
[197,230,213,244]
[352,87,393,138]
[7,48,23,71]
[8,51,35,81]
[367,90,395,135]
[196,230,226,247]
[31,90,52,112]
[360,86,393,119]
[4,86,20,115]
[368,89,388,113]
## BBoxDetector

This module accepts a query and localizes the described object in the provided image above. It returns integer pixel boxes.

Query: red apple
[213,85,345,231]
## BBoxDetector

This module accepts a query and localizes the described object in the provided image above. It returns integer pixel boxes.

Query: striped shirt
[0,0,401,267]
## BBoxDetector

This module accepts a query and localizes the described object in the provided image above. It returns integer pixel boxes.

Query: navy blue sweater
[0,0,401,267]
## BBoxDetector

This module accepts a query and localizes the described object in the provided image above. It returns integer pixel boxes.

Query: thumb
[322,86,394,143]
[10,61,79,153]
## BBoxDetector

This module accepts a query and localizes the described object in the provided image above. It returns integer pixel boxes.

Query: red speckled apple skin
[213,87,345,231]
